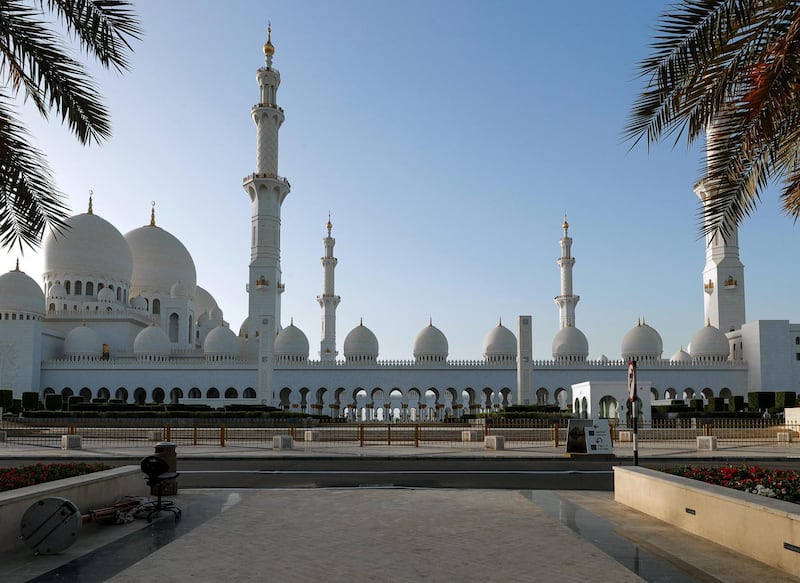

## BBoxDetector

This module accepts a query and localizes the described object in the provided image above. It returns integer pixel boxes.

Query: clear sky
[4,0,798,362]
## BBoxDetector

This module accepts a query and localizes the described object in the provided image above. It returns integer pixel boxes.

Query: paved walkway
[2,442,799,582]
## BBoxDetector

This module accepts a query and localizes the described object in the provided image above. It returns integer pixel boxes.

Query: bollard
[193,426,198,446]
[165,424,171,442]
[220,425,226,447]
[152,442,178,495]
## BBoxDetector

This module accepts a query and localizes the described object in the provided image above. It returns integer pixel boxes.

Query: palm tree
[626,0,800,239]
[0,0,141,250]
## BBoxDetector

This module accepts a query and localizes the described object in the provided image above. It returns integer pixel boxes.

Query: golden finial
[498,317,502,327]
[14,258,19,271]
[429,317,433,326]
[706,318,711,327]
[360,317,363,326]
[562,212,569,231]
[637,317,641,326]
[150,201,156,226]
[326,211,332,234]
[88,190,93,214]
[263,21,275,58]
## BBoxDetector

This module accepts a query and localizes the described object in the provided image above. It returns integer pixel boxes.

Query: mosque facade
[0,32,798,421]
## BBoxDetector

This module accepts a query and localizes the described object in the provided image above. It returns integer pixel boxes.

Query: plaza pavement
[2,442,800,582]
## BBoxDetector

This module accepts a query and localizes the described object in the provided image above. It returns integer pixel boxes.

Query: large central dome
[125,221,197,297]
[44,211,133,284]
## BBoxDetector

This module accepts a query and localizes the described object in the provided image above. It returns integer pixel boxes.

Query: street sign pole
[628,360,639,466]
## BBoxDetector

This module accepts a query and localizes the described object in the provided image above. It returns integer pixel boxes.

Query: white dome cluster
[204,324,241,360]
[275,321,310,362]
[125,224,197,298]
[689,322,730,362]
[133,324,170,360]
[552,325,589,362]
[414,322,449,363]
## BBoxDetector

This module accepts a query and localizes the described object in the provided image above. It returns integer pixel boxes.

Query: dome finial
[562,212,569,232]
[263,20,275,65]
[498,317,502,326]
[290,316,294,326]
[14,258,19,271]
[429,317,433,327]
[150,201,156,226]
[88,190,93,214]
[360,317,363,326]
[326,211,332,235]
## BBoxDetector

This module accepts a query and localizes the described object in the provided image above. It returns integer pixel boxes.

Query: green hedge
[729,395,745,412]
[45,394,63,411]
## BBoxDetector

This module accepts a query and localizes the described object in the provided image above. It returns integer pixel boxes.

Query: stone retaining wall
[0,466,148,553]
[614,466,800,576]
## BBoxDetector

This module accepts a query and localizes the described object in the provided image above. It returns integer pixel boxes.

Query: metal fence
[1,417,798,450]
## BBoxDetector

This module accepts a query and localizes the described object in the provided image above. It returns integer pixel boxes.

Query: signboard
[627,360,637,402]
[566,419,613,455]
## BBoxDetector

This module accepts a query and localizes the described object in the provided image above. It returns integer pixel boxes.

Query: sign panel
[566,419,614,455]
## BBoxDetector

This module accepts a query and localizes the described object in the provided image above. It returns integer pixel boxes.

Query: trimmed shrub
[45,394,63,411]
[729,395,745,412]
[705,397,726,413]
[747,391,776,411]
[22,391,40,411]
[690,399,704,411]
[775,392,796,410]
[0,389,13,410]
[11,398,22,414]
[67,396,85,411]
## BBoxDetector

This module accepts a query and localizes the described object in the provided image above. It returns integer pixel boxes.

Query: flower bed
[662,464,800,504]
[0,462,112,492]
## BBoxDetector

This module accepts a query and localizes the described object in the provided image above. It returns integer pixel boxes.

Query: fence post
[165,424,171,442]
[387,424,392,446]
[220,425,226,447]
[704,423,712,437]
[193,426,198,446]
[359,424,364,447]
[553,423,560,447]
[414,424,420,447]
[69,424,76,436]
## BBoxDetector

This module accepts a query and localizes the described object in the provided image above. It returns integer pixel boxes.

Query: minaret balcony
[252,103,284,113]
[704,280,715,294]
[723,276,738,289]
[242,172,290,187]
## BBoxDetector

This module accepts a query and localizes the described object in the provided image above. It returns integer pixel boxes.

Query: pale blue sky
[5,0,797,361]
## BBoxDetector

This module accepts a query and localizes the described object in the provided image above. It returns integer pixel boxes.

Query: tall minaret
[554,215,580,329]
[695,180,746,333]
[317,213,341,361]
[242,23,290,403]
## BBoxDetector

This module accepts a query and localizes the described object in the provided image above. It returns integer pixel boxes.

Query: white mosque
[0,31,798,422]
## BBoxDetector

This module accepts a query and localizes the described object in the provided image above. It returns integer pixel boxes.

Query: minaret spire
[554,216,580,329]
[243,24,291,403]
[317,214,341,361]
[696,125,746,333]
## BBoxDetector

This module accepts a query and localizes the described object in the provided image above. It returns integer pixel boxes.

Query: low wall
[0,465,148,553]
[614,466,800,576]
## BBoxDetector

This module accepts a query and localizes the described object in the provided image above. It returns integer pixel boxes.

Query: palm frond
[0,1,111,143]
[0,97,69,250]
[41,0,142,72]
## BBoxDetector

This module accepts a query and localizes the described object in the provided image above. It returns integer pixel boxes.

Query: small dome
[689,323,729,361]
[47,282,67,300]
[413,322,448,362]
[343,322,379,360]
[194,285,218,316]
[133,325,170,355]
[621,320,663,361]
[170,281,188,298]
[97,286,115,303]
[64,324,101,357]
[43,211,133,285]
[670,347,692,363]
[552,326,589,360]
[0,265,45,315]
[125,222,197,298]
[203,325,240,356]
[274,322,309,359]
[238,316,251,338]
[483,322,516,360]
[130,294,147,310]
